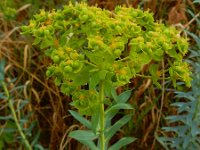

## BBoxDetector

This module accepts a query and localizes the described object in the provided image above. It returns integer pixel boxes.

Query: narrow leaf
[69,130,98,141]
[0,115,13,120]
[69,110,91,129]
[186,31,200,48]
[33,144,45,150]
[105,103,133,116]
[105,110,118,128]
[91,105,100,133]
[108,137,136,150]
[105,115,132,141]
[31,131,41,146]
[117,90,132,103]
[78,140,99,150]
[111,87,118,102]
[69,130,98,150]
[155,136,170,150]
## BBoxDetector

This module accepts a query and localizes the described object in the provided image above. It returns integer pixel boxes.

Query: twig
[16,4,32,13]
[184,12,200,29]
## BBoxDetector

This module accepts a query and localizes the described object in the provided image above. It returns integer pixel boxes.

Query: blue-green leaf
[105,110,118,128]
[91,105,100,133]
[15,100,29,112]
[108,137,136,150]
[165,115,187,123]
[117,90,132,103]
[33,144,46,150]
[78,140,98,150]
[0,58,6,81]
[69,130,98,141]
[105,115,132,141]
[111,87,118,102]
[0,115,13,120]
[193,0,200,4]
[155,136,170,150]
[31,131,41,146]
[69,110,91,129]
[186,31,200,49]
[105,103,133,115]
[69,130,98,150]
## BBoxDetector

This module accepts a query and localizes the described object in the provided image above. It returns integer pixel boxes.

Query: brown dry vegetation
[0,0,199,150]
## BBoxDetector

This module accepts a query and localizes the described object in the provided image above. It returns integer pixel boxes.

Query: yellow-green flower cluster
[22,3,191,115]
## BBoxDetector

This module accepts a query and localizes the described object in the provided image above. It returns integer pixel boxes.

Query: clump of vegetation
[158,3,200,148]
[0,59,44,150]
[22,3,191,149]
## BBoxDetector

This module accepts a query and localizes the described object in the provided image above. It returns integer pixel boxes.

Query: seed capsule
[64,66,73,73]
[53,55,60,63]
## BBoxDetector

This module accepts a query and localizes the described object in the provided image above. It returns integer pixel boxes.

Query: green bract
[22,3,191,115]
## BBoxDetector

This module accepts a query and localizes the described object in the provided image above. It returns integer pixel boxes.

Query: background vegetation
[0,0,199,150]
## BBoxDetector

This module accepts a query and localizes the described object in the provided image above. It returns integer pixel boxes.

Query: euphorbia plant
[22,3,191,150]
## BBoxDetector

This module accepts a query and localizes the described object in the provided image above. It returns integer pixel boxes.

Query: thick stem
[99,81,105,150]
[2,82,32,150]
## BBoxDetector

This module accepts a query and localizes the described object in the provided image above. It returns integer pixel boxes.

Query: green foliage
[158,6,200,149]
[0,1,17,20]
[158,52,200,149]
[22,3,191,149]
[0,59,45,150]
[69,90,135,150]
[0,121,15,149]
[22,3,191,114]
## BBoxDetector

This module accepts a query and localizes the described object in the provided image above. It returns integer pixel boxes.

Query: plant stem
[1,82,32,150]
[99,80,105,150]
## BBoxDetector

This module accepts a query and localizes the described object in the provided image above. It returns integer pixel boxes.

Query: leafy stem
[1,81,32,150]
[99,80,105,150]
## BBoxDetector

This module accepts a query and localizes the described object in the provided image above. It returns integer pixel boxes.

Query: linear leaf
[79,140,99,150]
[0,115,13,120]
[69,110,91,129]
[33,144,46,150]
[105,103,133,116]
[111,87,118,102]
[117,90,132,103]
[69,130,98,140]
[108,137,136,150]
[186,31,200,48]
[69,130,98,150]
[105,115,132,141]
[105,110,118,128]
[91,105,100,133]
